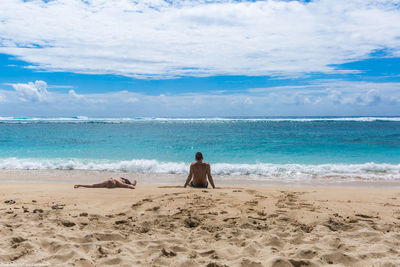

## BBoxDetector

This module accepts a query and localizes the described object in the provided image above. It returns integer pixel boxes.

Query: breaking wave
[0,116,400,123]
[0,158,399,182]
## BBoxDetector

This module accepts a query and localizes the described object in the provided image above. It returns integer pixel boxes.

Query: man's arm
[207,164,216,189]
[184,164,193,188]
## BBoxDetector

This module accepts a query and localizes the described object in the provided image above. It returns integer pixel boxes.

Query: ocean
[0,117,399,184]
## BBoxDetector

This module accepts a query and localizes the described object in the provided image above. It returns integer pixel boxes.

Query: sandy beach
[2,0,400,266]
[0,171,399,267]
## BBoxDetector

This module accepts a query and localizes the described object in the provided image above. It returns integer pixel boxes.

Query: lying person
[74,177,136,189]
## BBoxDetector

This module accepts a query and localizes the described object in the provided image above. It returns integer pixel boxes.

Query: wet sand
[0,172,400,266]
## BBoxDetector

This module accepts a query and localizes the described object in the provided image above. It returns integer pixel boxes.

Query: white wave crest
[0,117,400,123]
[0,158,187,174]
[0,158,399,182]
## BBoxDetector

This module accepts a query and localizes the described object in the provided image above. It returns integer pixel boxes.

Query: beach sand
[0,171,399,266]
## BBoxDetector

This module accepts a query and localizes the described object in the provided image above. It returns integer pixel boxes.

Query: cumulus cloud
[326,83,387,105]
[69,89,83,99]
[389,96,400,105]
[328,90,344,104]
[355,89,381,106]
[243,97,253,105]
[267,91,321,106]
[0,0,400,78]
[1,79,398,117]
[68,89,108,104]
[12,80,48,102]
[124,97,139,103]
[0,93,6,103]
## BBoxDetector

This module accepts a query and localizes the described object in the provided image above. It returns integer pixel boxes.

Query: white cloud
[69,89,83,99]
[328,88,381,106]
[328,90,343,104]
[68,89,107,104]
[243,97,253,105]
[0,0,399,78]
[389,96,400,105]
[11,80,48,102]
[355,89,381,106]
[1,79,399,117]
[0,93,6,103]
[124,97,140,103]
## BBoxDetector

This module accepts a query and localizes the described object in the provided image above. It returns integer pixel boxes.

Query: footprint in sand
[61,220,76,227]
[146,206,160,212]
[321,251,357,265]
[161,248,177,257]
[51,204,65,210]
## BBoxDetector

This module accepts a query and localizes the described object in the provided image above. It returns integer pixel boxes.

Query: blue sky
[0,0,400,117]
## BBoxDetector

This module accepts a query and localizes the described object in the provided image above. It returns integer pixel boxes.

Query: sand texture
[1,181,400,266]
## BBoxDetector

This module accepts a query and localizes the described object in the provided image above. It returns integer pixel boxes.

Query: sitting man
[184,152,215,189]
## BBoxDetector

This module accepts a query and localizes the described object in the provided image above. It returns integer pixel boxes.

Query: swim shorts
[191,181,208,188]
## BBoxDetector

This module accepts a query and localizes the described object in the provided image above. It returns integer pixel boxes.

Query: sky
[0,0,400,117]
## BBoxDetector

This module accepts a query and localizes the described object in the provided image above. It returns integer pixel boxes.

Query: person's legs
[74,178,117,189]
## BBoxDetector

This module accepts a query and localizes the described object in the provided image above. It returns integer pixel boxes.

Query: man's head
[195,152,203,161]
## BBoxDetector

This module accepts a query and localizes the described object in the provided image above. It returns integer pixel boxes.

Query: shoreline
[1,169,400,188]
[0,181,399,266]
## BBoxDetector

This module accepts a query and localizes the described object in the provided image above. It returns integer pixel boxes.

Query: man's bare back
[191,161,209,186]
[184,152,215,189]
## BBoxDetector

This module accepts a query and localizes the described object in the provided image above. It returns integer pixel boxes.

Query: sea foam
[1,158,399,182]
[0,117,400,123]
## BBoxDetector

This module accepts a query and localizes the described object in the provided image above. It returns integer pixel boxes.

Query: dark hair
[120,177,131,185]
[195,152,203,160]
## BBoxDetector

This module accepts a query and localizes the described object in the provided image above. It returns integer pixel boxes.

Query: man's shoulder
[203,162,211,168]
[191,162,210,166]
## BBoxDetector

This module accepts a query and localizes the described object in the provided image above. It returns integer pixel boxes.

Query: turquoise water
[0,117,399,182]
